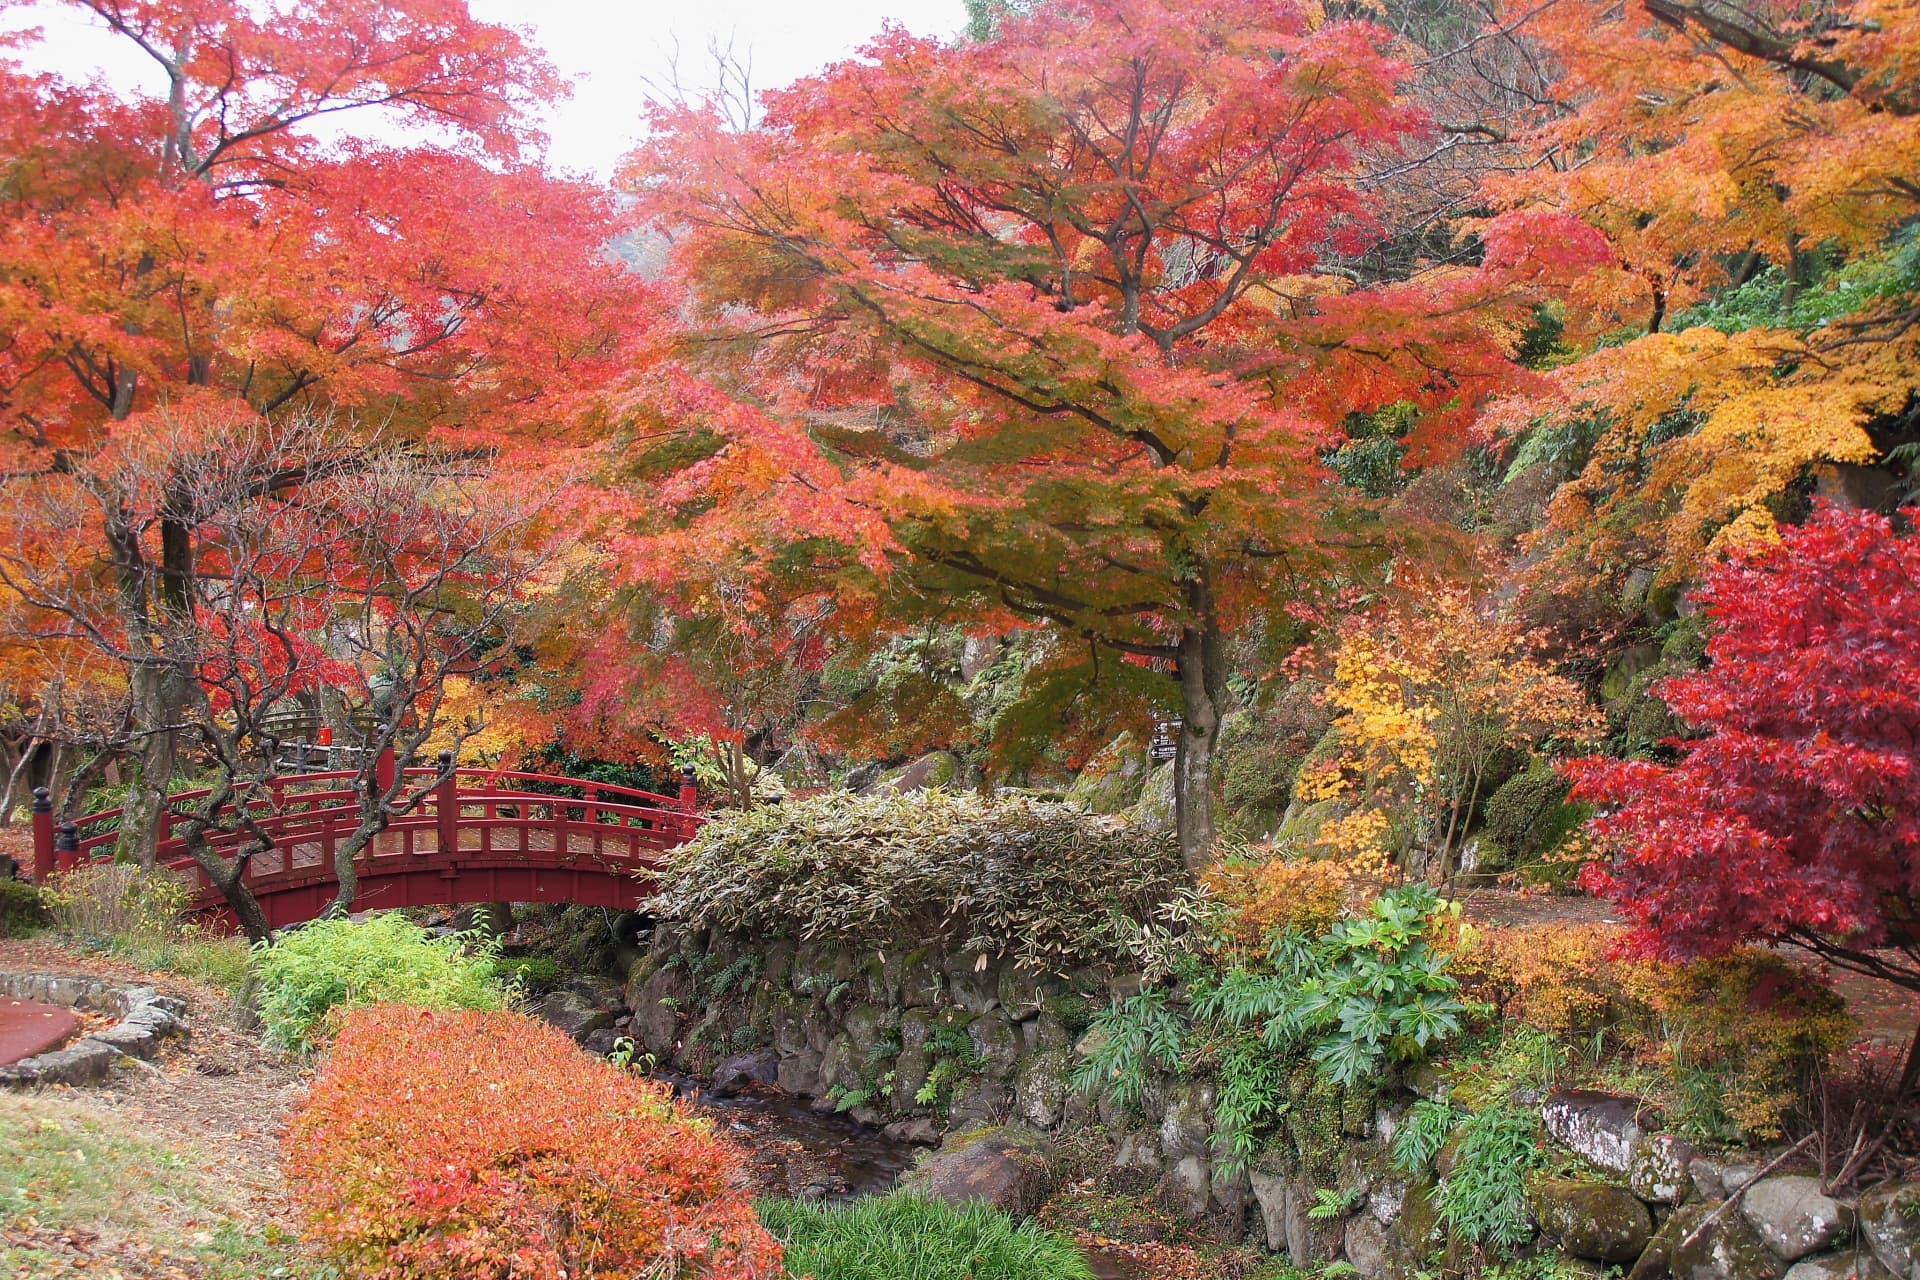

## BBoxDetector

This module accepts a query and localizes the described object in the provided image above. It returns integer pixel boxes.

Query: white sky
[4,0,967,179]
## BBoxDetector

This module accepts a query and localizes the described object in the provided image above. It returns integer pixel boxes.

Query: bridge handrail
[439,768,682,808]
[32,758,701,883]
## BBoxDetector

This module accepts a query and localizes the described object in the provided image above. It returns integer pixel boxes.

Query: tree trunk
[180,832,275,942]
[1172,582,1230,872]
[117,665,188,866]
[326,817,383,919]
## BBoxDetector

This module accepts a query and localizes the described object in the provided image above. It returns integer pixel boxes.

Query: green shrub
[249,914,508,1054]
[1256,883,1467,1086]
[493,954,563,991]
[0,879,49,936]
[653,791,1184,971]
[758,1191,1094,1280]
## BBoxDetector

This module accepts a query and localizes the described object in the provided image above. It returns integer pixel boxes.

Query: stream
[664,1073,1145,1278]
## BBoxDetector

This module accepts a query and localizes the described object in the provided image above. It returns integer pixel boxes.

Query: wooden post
[30,787,53,882]
[54,822,79,872]
[436,750,458,854]
[676,766,699,843]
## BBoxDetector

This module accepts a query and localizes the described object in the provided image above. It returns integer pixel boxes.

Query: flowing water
[662,1073,920,1201]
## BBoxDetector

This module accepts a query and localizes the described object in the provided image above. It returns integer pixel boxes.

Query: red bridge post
[30,788,53,882]
[436,750,458,853]
[374,736,396,794]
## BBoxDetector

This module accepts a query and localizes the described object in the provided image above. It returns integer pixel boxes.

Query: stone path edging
[0,971,188,1086]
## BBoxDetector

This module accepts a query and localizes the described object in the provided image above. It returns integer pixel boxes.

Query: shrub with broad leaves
[285,1005,781,1280]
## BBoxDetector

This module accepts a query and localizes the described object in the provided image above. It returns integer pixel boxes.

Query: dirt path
[0,941,308,1277]
[1461,889,1920,1045]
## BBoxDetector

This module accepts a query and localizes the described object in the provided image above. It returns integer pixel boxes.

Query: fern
[1391,1098,1459,1174]
[1070,988,1185,1113]
[1433,1100,1544,1248]
[1209,1026,1292,1174]
[1309,1188,1363,1220]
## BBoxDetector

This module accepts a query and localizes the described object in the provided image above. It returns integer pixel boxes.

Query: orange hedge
[285,1005,781,1280]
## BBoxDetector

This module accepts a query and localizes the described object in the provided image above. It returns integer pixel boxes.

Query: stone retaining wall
[596,925,1916,1280]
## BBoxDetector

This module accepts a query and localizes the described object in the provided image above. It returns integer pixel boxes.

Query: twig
[1679,1133,1818,1251]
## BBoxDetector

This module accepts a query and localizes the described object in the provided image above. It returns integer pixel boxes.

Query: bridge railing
[26,753,705,919]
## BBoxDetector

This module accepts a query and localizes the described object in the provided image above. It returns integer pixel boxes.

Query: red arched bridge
[27,758,704,931]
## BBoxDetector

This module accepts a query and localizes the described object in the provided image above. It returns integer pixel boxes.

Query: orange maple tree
[625,0,1607,865]
[1476,0,1920,589]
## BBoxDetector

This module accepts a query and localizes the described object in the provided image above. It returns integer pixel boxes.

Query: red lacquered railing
[27,751,703,929]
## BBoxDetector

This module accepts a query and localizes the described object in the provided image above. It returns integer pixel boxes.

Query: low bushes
[286,1005,780,1280]
[40,862,250,990]
[249,913,507,1053]
[1201,852,1367,943]
[0,879,49,936]
[1459,924,1853,1141]
[652,791,1184,970]
[43,862,193,943]
[759,1191,1092,1280]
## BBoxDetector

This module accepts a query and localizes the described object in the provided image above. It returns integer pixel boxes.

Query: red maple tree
[0,0,648,855]
[1570,506,1920,1078]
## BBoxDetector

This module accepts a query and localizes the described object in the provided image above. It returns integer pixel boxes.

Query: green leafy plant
[607,1036,658,1075]
[1432,1100,1543,1249]
[1264,885,1466,1086]
[249,914,509,1054]
[1208,1026,1294,1174]
[1309,1187,1363,1220]
[1070,988,1185,1113]
[1391,1098,1459,1174]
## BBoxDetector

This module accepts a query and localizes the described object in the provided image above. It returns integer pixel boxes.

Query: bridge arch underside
[204,861,659,932]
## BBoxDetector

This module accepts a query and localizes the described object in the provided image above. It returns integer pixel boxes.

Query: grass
[759,1191,1094,1280]
[119,932,254,992]
[0,1091,313,1278]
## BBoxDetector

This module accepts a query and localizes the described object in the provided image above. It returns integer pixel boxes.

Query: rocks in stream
[710,1049,780,1099]
[900,1125,1057,1218]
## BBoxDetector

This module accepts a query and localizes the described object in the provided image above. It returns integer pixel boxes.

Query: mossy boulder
[1530,1179,1656,1263]
[1671,1199,1789,1280]
[1215,684,1331,838]
[1480,758,1590,876]
[902,1125,1057,1218]
[1132,761,1176,831]
[1067,732,1150,814]
[881,751,962,793]
[1859,1180,1920,1280]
